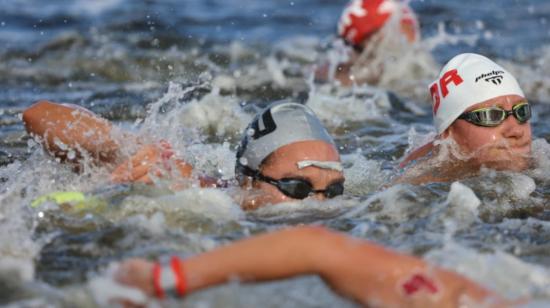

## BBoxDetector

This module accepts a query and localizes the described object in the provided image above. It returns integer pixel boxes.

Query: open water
[0,0,549,307]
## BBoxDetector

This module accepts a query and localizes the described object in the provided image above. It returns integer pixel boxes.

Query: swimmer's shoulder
[399,141,435,169]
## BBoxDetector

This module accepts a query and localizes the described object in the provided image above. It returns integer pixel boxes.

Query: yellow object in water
[31,191,104,212]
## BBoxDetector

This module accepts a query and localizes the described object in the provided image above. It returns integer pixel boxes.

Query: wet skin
[23,101,344,210]
[398,94,532,184]
[441,94,532,171]
[243,140,344,209]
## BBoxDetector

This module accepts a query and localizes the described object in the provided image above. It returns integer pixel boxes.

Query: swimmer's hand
[111,141,193,184]
[115,259,155,298]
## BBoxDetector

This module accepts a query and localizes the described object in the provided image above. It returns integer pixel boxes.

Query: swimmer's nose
[309,192,326,201]
[501,115,526,140]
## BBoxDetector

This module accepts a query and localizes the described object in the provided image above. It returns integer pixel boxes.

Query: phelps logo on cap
[430,53,525,134]
[236,101,335,173]
[338,0,418,48]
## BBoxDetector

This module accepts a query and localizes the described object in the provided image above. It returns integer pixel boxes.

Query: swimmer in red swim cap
[317,0,420,86]
[338,0,418,50]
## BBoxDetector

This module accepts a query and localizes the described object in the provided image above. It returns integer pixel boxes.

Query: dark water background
[0,0,549,307]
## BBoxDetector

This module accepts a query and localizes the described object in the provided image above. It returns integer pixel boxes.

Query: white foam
[426,241,550,300]
[343,184,418,221]
[0,257,34,282]
[275,36,320,63]
[88,263,150,307]
[184,142,237,180]
[341,153,391,195]
[114,188,243,225]
[159,188,243,222]
[250,197,356,223]
[306,84,390,127]
[446,181,481,213]
[529,138,550,182]
[442,182,481,234]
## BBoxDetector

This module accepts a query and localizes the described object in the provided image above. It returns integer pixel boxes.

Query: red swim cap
[338,0,418,48]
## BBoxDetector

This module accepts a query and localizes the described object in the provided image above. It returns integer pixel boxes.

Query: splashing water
[0,0,549,307]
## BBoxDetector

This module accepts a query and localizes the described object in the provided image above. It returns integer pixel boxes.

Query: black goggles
[254,173,344,200]
[457,102,531,127]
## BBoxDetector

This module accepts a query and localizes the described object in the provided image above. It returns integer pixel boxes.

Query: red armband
[152,256,187,299]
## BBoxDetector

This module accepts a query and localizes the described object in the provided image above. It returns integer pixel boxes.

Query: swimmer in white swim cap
[23,100,344,209]
[235,101,345,209]
[399,53,532,184]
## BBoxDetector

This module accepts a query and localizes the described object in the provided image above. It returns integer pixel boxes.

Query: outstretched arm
[22,100,198,183]
[116,226,507,307]
[22,100,124,164]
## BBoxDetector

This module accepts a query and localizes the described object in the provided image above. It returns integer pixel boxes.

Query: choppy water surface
[1,0,550,307]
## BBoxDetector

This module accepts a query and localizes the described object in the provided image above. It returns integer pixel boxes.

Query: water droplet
[0,22,5,27]
[38,212,44,218]
[239,157,248,165]
[247,128,255,136]
[67,150,76,160]
[475,20,484,30]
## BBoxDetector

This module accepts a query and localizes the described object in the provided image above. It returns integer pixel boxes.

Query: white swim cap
[430,53,525,134]
[235,101,335,174]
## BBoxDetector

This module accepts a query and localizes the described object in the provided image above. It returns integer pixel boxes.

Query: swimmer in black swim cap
[23,100,344,209]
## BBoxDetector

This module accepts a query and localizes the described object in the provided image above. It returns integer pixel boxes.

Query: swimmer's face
[444,95,532,171]
[243,140,344,210]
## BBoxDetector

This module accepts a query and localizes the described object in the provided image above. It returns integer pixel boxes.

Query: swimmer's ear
[439,128,451,139]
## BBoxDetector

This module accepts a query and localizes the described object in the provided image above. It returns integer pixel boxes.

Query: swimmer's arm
[318,232,506,307]
[116,226,507,307]
[399,140,434,168]
[110,142,193,184]
[116,226,324,296]
[22,100,126,164]
[109,136,223,186]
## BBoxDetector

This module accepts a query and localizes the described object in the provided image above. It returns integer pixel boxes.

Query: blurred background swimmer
[398,53,533,184]
[23,100,344,210]
[316,0,437,91]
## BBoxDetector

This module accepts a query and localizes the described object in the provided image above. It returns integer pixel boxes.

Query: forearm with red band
[152,256,187,299]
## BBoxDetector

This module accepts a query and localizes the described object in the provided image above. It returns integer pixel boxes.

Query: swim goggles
[238,164,344,199]
[253,172,344,200]
[457,102,531,127]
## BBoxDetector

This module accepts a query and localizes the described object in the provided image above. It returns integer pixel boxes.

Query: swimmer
[316,0,420,86]
[22,100,344,209]
[398,53,532,184]
[114,226,509,307]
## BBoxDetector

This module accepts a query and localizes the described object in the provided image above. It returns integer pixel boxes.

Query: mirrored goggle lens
[471,108,505,126]
[513,103,531,122]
